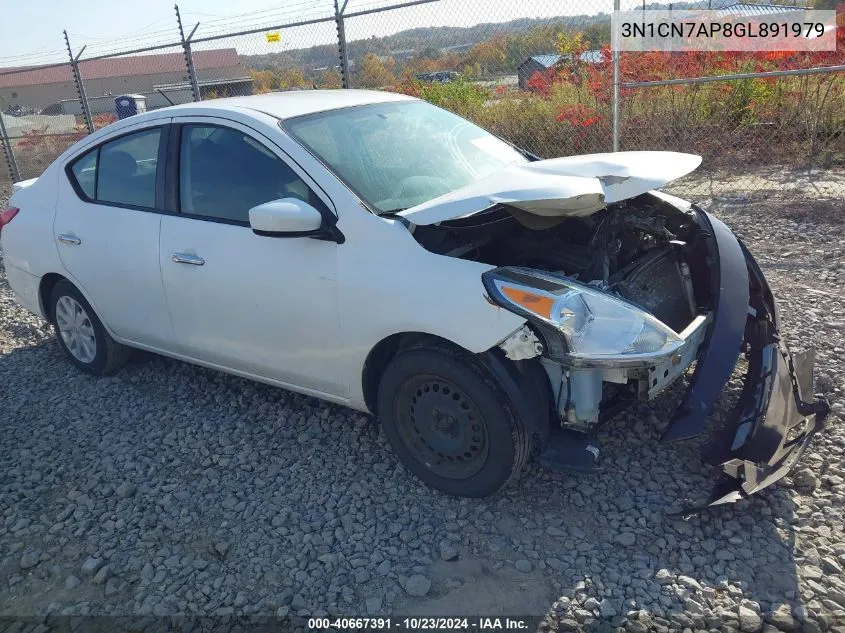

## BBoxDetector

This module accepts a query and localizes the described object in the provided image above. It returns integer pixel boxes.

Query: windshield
[283,101,528,214]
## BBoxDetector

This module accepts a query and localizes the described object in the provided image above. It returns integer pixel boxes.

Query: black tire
[376,343,532,497]
[49,280,131,375]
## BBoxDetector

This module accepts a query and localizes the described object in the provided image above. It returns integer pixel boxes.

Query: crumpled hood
[397,151,702,226]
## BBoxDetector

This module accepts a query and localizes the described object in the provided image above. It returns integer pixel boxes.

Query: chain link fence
[1,0,843,206]
[0,60,88,182]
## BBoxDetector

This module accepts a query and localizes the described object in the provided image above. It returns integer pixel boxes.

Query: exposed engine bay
[411,193,717,434]
[412,193,710,334]
[397,150,828,510]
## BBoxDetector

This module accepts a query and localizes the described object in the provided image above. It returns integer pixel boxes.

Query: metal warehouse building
[0,48,253,114]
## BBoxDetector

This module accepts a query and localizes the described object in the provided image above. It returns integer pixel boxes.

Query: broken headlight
[483,267,684,365]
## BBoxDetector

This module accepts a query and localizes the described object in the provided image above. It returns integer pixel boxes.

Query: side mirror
[248,198,323,236]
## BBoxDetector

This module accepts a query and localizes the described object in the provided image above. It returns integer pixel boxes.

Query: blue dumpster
[114,94,147,120]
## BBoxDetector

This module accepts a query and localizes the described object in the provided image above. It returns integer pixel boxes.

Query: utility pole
[334,0,352,88]
[612,0,620,152]
[64,31,94,134]
[176,4,201,102]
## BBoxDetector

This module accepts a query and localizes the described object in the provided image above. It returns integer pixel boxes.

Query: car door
[54,121,174,347]
[158,117,345,397]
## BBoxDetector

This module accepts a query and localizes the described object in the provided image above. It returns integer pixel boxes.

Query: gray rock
[802,565,824,581]
[92,565,112,585]
[514,559,532,573]
[627,620,648,633]
[738,605,763,632]
[792,468,819,491]
[439,542,459,561]
[614,532,636,547]
[214,542,230,557]
[822,556,843,575]
[115,482,137,498]
[677,575,702,591]
[404,575,431,597]
[365,597,383,614]
[764,608,799,632]
[64,575,81,589]
[599,598,618,618]
[802,620,822,633]
[104,576,120,596]
[19,550,41,569]
[655,569,674,585]
[81,557,103,576]
[546,557,565,571]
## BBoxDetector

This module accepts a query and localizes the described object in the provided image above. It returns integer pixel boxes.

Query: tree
[466,38,507,77]
[249,69,276,93]
[277,69,307,89]
[583,22,611,48]
[418,46,441,60]
[320,69,343,89]
[359,53,396,88]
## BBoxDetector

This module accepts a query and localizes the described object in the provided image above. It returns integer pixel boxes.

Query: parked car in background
[0,90,828,507]
[4,104,37,117]
[414,71,460,83]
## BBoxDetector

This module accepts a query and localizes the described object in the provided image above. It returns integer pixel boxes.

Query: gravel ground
[1,184,844,633]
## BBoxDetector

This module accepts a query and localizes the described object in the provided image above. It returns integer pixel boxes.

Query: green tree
[359,53,396,88]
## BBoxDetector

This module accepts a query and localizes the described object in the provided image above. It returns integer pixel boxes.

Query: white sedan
[0,90,827,506]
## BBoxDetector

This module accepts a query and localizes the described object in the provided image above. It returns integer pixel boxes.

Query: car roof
[146,89,415,122]
[51,90,418,168]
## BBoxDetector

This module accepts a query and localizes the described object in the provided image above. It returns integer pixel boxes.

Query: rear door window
[66,127,162,209]
[96,129,161,208]
[70,149,97,199]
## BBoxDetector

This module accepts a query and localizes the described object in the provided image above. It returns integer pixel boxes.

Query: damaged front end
[477,200,830,509]
[672,210,830,509]
[404,148,829,507]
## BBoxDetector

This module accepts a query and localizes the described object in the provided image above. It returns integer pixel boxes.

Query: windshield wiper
[379,207,408,216]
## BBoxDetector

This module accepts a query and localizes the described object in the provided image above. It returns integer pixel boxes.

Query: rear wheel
[50,280,131,375]
[376,344,531,497]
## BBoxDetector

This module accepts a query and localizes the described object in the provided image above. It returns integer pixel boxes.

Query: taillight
[0,207,20,236]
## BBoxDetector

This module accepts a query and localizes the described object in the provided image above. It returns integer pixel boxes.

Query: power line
[182,0,328,26]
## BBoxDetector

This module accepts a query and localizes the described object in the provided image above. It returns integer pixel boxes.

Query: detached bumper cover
[664,209,830,510]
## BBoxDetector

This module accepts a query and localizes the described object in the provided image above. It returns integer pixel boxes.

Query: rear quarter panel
[2,169,64,318]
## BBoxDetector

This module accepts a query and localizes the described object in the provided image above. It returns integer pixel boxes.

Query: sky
[0,0,612,66]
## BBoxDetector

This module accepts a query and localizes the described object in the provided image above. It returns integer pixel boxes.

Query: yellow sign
[266,32,281,43]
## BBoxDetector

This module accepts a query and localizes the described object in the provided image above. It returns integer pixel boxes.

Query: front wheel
[376,344,532,497]
[50,280,131,375]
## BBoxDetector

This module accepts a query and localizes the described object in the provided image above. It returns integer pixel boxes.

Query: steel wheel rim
[395,375,489,480]
[55,295,97,364]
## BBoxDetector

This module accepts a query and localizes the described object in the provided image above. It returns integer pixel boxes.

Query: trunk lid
[397,151,702,226]
[12,178,38,193]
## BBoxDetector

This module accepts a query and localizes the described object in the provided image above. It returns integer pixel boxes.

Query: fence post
[0,112,20,183]
[176,4,201,102]
[611,0,620,152]
[64,31,94,134]
[334,0,352,88]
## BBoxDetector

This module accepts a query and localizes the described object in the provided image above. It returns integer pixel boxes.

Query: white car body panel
[159,115,347,396]
[332,211,526,409]
[12,178,39,192]
[397,151,702,225]
[1,169,63,319]
[52,118,175,347]
[2,91,705,415]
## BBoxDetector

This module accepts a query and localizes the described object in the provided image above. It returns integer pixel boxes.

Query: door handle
[172,252,205,266]
[57,234,81,246]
